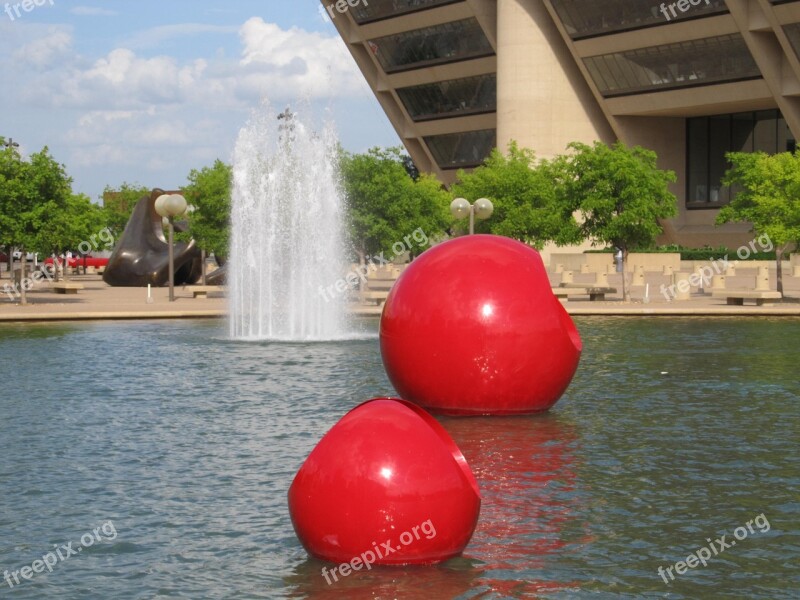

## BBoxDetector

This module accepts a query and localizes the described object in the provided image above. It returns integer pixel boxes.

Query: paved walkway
[0,274,226,322]
[1,273,799,323]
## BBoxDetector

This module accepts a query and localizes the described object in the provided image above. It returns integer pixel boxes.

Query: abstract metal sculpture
[103,189,203,287]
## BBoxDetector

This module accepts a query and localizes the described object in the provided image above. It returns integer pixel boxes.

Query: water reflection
[283,414,585,598]
[444,414,587,596]
[284,557,477,599]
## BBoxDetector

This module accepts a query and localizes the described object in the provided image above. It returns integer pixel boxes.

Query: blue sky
[0,0,400,200]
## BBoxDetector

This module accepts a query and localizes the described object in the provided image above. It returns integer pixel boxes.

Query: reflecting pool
[0,318,797,599]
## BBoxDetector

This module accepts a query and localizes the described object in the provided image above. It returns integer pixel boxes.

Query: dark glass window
[397,74,496,121]
[424,129,496,169]
[686,110,796,209]
[584,35,760,97]
[783,23,800,60]
[351,0,464,24]
[367,18,494,73]
[551,0,727,39]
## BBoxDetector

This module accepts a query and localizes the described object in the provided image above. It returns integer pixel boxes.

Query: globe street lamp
[2,138,20,279]
[450,197,494,235]
[154,193,188,302]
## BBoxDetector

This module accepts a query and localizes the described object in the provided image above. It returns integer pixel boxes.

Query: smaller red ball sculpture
[288,398,481,566]
[380,235,582,415]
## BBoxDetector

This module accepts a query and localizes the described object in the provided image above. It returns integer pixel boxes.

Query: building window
[396,74,496,122]
[584,34,760,97]
[367,18,494,74]
[351,0,464,24]
[424,129,496,169]
[686,110,796,209]
[550,0,728,39]
[784,23,800,59]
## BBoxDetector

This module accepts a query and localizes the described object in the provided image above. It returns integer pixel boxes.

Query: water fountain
[229,105,349,341]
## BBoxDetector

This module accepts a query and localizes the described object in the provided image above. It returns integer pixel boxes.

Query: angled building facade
[326,0,800,247]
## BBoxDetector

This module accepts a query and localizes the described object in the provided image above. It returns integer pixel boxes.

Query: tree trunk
[622,249,630,302]
[358,248,367,293]
[19,248,27,306]
[776,245,786,297]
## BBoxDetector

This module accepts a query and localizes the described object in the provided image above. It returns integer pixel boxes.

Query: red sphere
[288,398,481,565]
[380,235,582,415]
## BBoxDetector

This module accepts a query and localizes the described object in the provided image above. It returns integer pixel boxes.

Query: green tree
[0,141,73,303]
[42,193,107,278]
[183,159,232,259]
[102,182,149,238]
[451,143,582,246]
[556,141,677,302]
[718,151,800,296]
[341,147,450,264]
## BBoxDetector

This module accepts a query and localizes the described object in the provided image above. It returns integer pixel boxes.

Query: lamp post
[154,193,188,302]
[450,197,494,235]
[3,138,20,279]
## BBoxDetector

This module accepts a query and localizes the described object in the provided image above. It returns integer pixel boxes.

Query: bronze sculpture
[103,189,203,287]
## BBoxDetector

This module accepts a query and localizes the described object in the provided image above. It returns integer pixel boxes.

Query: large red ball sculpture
[380,235,582,415]
[288,398,481,565]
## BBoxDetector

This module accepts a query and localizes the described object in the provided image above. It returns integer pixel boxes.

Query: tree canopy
[450,143,582,247]
[183,159,232,258]
[718,151,800,295]
[0,141,80,257]
[0,139,108,301]
[44,192,107,257]
[556,141,677,301]
[102,182,149,238]
[340,147,450,262]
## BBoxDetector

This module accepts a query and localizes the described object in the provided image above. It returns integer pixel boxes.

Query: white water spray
[228,106,349,341]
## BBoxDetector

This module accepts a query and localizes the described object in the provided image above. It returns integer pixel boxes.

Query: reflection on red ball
[380,235,582,415]
[288,398,481,565]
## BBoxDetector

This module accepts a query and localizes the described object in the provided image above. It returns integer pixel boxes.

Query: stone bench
[192,286,225,299]
[52,283,84,295]
[365,280,395,291]
[556,284,617,301]
[359,290,390,305]
[712,290,782,306]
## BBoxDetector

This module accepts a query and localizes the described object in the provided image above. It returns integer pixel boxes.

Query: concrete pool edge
[2,304,800,323]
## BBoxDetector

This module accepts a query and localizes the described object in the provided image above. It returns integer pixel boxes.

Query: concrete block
[756,266,770,291]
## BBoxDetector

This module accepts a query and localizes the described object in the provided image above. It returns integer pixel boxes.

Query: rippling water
[0,318,797,599]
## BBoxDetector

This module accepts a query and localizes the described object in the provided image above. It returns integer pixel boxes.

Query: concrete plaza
[1,271,800,322]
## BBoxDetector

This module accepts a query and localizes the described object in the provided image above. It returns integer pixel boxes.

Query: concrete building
[323,0,800,248]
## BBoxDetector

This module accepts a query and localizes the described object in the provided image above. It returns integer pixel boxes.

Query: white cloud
[9,26,73,69]
[2,16,371,179]
[121,23,238,49]
[237,17,362,99]
[70,6,118,17]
